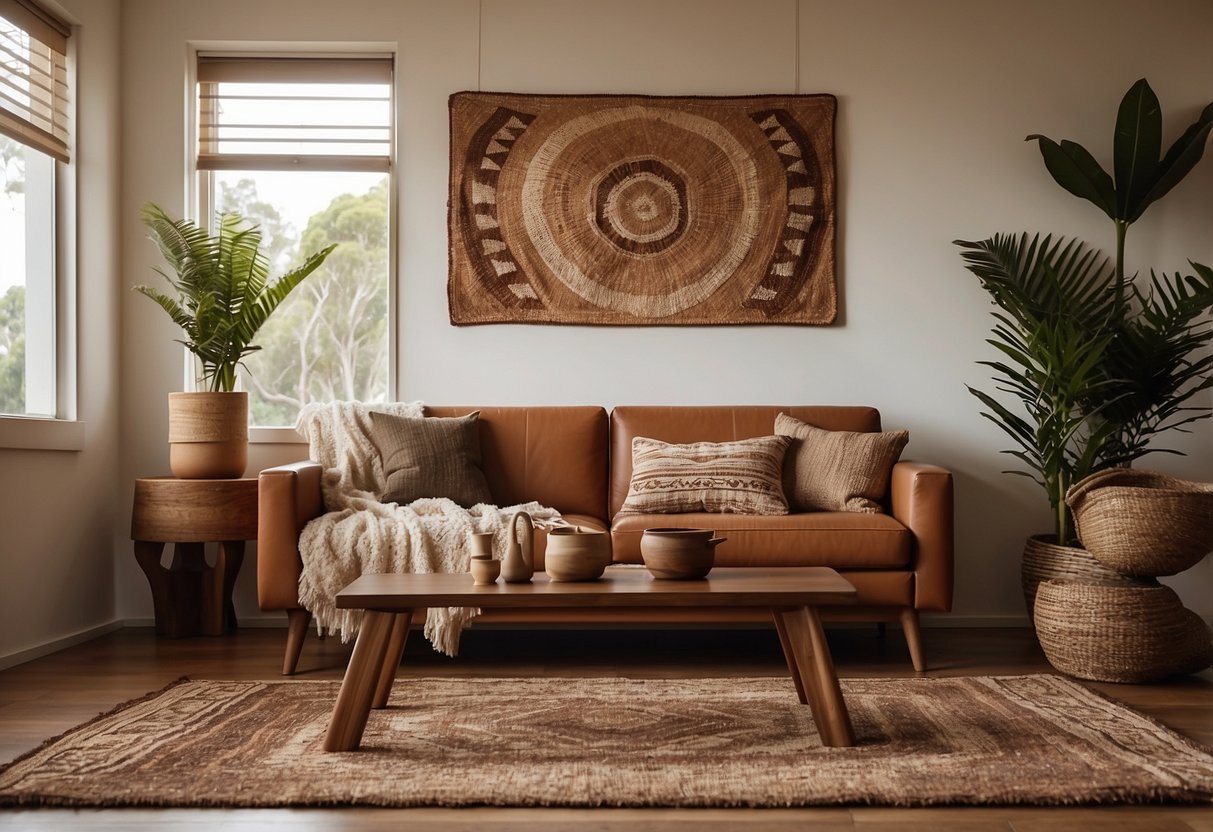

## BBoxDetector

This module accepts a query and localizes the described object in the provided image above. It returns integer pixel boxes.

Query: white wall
[0,0,123,662]
[115,0,1213,631]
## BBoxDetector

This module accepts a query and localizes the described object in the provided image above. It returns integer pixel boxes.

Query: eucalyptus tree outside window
[0,0,70,420]
[195,54,393,427]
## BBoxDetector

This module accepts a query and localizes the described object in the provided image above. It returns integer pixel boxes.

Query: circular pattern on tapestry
[519,105,765,318]
[594,159,687,254]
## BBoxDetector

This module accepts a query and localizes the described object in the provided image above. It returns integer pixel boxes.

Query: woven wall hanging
[448,92,837,326]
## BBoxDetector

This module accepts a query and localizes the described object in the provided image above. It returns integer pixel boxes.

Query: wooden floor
[1,624,1211,831]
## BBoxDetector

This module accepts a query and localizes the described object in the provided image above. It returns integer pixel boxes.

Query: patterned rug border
[3,674,1213,810]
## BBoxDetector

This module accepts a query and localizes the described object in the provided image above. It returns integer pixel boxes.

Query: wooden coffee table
[322,566,858,752]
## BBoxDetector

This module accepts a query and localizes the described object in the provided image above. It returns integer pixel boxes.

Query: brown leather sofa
[259,405,953,675]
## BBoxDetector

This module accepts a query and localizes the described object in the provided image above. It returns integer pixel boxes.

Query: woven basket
[1067,469,1213,577]
[1034,581,1213,683]
[1020,534,1150,620]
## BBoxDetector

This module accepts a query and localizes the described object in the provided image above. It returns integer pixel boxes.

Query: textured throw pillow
[776,412,908,513]
[618,435,792,516]
[370,411,493,508]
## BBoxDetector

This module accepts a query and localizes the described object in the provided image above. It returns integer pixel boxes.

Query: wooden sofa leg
[899,608,926,672]
[283,608,312,676]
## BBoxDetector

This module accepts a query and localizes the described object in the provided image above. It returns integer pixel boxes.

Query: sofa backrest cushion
[426,406,609,521]
[609,406,882,518]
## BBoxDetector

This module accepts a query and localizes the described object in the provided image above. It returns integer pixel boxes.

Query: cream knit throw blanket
[294,401,562,656]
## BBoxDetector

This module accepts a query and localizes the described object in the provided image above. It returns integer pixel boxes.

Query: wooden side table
[131,477,257,638]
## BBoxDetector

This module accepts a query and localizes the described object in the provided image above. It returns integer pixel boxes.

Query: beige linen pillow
[618,435,792,516]
[776,412,908,513]
[370,411,493,508]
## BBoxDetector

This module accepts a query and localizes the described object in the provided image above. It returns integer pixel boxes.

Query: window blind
[197,55,393,173]
[0,0,70,163]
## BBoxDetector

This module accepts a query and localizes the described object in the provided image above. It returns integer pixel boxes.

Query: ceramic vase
[544,526,609,581]
[501,511,534,583]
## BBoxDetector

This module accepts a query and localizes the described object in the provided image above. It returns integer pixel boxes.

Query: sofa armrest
[257,461,324,611]
[890,461,954,612]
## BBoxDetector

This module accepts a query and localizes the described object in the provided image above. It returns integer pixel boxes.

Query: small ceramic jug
[500,510,534,583]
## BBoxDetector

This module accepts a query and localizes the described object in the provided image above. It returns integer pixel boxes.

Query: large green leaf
[1113,78,1162,220]
[1132,101,1213,221]
[1024,135,1116,218]
[1029,81,1212,226]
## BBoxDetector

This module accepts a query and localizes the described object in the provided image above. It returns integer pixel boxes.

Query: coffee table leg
[772,610,809,705]
[372,610,413,709]
[777,606,855,747]
[323,610,394,752]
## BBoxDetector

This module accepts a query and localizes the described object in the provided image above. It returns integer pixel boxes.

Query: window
[0,0,70,420]
[195,54,394,428]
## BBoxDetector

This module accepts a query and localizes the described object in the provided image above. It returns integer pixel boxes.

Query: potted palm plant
[135,203,335,478]
[957,79,1213,613]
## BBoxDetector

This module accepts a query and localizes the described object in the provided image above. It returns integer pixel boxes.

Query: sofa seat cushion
[610,512,911,568]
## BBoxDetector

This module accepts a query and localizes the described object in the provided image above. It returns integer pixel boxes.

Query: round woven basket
[1067,469,1213,577]
[1034,581,1213,683]
[1020,534,1150,620]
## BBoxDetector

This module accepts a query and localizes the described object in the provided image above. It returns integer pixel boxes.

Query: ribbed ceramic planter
[167,391,248,479]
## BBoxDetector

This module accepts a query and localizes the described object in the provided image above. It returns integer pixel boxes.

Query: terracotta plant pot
[167,391,248,479]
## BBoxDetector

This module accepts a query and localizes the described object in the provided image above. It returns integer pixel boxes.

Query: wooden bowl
[544,527,609,582]
[640,528,726,580]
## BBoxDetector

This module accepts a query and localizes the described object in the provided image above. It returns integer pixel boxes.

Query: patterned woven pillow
[776,412,908,513]
[618,435,792,516]
[370,411,493,508]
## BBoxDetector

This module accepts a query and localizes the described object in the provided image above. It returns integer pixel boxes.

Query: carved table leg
[135,540,203,638]
[200,541,245,636]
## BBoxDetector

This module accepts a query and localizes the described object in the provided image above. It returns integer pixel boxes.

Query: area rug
[2,675,1212,808]
[448,92,836,326]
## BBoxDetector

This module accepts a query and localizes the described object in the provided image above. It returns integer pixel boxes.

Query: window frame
[187,46,398,441]
[0,0,78,451]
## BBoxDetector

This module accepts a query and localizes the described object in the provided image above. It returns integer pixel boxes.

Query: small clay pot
[545,526,609,582]
[470,557,500,585]
[640,528,726,580]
